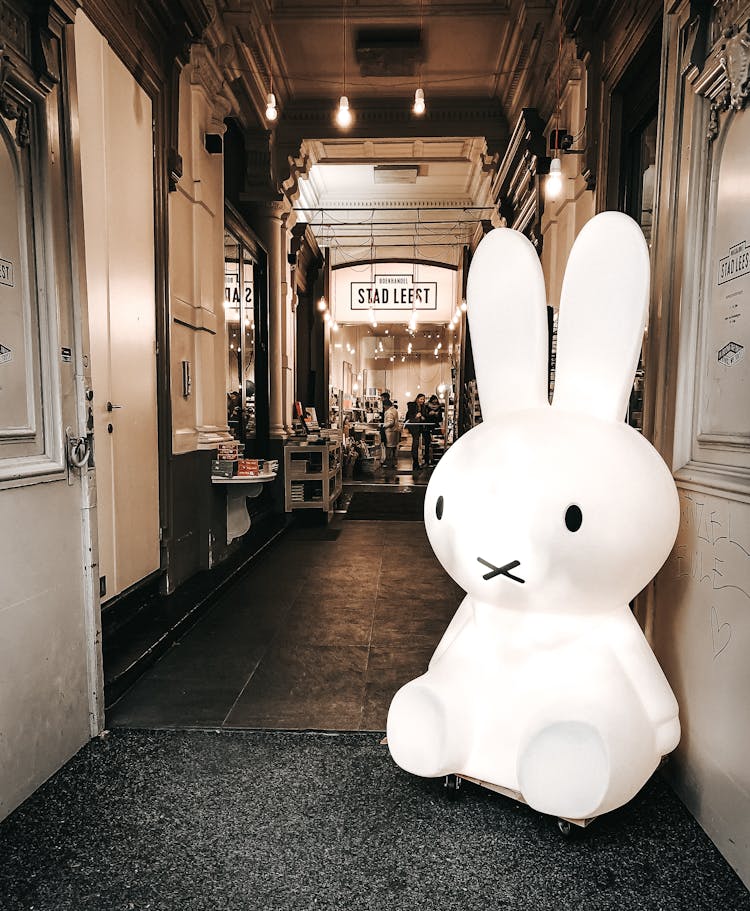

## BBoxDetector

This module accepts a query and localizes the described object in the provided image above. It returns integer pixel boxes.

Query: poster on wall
[703,107,749,438]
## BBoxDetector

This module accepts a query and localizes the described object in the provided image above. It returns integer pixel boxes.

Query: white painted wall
[169,52,231,454]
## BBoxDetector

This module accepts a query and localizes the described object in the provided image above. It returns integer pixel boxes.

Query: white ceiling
[295,136,496,265]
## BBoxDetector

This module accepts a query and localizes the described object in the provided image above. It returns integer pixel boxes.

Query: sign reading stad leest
[333,262,456,324]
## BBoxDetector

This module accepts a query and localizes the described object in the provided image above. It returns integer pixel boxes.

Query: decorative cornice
[189,41,239,131]
[0,44,30,147]
[718,21,750,110]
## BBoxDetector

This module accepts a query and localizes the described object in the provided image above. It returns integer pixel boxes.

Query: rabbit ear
[552,212,650,422]
[466,228,549,419]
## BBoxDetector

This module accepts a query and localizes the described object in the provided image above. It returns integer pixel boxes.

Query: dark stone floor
[1,730,748,911]
[108,518,462,731]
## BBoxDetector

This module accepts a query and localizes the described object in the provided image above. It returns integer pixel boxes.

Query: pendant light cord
[555,0,562,151]
[343,0,347,97]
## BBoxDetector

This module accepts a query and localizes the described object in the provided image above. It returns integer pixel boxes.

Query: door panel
[75,13,160,599]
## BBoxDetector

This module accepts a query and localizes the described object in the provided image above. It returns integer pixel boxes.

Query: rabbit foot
[387,680,467,778]
[517,721,609,820]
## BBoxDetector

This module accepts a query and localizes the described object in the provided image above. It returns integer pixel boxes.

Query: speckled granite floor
[0,730,747,911]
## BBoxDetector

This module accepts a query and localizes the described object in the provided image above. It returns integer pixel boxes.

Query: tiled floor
[108,518,462,731]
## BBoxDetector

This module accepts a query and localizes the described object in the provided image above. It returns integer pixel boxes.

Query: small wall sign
[61,346,72,363]
[0,257,14,288]
[0,342,13,364]
[718,341,744,366]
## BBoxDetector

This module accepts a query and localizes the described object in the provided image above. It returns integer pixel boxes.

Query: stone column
[250,200,292,439]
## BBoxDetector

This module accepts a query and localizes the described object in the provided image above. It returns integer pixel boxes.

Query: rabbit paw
[655,716,680,757]
[387,680,465,778]
[517,721,609,820]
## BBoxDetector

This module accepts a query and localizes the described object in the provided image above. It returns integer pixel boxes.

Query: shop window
[611,25,662,432]
[224,230,260,445]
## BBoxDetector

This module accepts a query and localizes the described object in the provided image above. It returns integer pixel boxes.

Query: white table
[211,472,278,543]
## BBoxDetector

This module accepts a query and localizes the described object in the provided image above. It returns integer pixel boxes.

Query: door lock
[65,427,91,468]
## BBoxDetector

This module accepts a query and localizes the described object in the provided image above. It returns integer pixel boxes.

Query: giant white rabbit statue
[387,212,681,821]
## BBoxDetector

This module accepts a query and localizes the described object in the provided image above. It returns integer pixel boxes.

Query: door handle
[107,402,123,412]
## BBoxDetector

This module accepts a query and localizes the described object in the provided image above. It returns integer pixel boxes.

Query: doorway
[74,13,160,601]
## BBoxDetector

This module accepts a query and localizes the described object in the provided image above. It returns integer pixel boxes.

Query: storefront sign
[0,257,13,287]
[351,275,438,310]
[224,274,253,306]
[333,262,456,324]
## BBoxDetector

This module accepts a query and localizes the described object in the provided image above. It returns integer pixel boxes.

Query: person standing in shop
[383,399,401,469]
[406,393,427,470]
[423,394,444,466]
[379,391,392,447]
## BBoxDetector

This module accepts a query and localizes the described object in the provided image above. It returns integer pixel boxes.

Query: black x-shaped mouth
[477,557,525,584]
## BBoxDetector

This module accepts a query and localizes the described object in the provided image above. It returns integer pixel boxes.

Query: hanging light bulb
[331,320,339,331]
[265,92,278,122]
[413,87,425,115]
[460,299,467,312]
[546,157,563,199]
[317,296,327,312]
[336,95,352,127]
[324,312,331,323]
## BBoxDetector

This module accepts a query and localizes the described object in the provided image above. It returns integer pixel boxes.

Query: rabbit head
[425,212,679,613]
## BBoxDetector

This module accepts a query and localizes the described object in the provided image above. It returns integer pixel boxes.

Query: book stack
[236,458,260,477]
[212,440,242,478]
[290,482,305,502]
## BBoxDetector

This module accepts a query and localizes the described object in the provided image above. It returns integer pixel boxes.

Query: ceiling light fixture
[546,156,563,199]
[336,95,352,128]
[336,0,353,128]
[265,92,277,122]
[413,87,425,116]
[413,0,426,116]
[547,0,564,202]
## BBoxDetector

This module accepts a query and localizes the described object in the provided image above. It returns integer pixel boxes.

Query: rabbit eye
[436,496,444,520]
[565,505,583,532]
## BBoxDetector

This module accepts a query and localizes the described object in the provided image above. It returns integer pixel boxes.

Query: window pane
[224,231,242,440]
[242,250,256,440]
[639,116,658,245]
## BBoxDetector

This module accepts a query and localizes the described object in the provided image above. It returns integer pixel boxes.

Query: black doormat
[345,489,426,521]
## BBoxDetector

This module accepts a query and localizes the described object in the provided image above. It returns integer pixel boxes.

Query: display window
[223,215,269,449]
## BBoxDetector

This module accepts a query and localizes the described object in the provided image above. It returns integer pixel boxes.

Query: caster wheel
[557,818,573,837]
[444,774,461,801]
